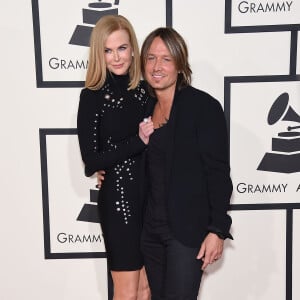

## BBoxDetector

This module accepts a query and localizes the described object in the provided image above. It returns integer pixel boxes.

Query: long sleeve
[197,96,233,237]
[77,88,146,176]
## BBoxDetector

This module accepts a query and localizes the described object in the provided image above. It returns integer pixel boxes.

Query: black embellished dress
[77,73,149,270]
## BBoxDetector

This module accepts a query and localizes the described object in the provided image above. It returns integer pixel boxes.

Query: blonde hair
[85,15,141,90]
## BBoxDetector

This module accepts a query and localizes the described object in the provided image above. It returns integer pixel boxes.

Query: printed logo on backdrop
[40,129,105,259]
[257,92,300,173]
[69,0,120,47]
[225,0,300,32]
[31,0,171,88]
[225,77,300,205]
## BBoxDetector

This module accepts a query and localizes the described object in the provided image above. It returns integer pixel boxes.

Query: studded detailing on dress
[77,73,149,270]
[101,81,147,110]
[114,158,135,224]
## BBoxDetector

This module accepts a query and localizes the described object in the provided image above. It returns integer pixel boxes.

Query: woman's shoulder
[80,87,105,100]
[139,79,147,88]
[135,80,147,93]
[129,80,150,104]
[137,80,149,94]
[80,87,101,96]
[79,87,105,111]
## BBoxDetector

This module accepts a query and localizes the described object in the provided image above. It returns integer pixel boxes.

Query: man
[139,27,233,299]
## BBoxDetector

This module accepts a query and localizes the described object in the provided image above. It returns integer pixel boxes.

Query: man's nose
[153,59,162,71]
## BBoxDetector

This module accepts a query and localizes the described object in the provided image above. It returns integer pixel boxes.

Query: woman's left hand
[96,170,106,189]
[139,116,154,145]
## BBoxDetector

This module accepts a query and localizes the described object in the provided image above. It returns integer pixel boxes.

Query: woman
[139,27,233,299]
[77,15,150,300]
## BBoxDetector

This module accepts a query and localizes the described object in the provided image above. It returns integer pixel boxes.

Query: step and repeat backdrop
[1,1,300,299]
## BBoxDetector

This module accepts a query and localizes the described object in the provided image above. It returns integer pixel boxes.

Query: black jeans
[141,224,203,300]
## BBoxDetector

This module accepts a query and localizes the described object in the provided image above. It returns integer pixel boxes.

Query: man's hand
[197,233,224,270]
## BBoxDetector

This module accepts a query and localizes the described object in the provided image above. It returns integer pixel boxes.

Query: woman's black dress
[77,73,148,270]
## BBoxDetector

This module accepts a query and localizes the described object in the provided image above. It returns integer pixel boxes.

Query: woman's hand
[96,170,106,189]
[139,116,154,145]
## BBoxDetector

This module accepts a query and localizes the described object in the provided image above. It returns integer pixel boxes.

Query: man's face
[145,37,178,95]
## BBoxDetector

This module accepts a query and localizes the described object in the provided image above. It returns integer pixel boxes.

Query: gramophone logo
[77,189,101,223]
[70,0,120,47]
[257,92,300,173]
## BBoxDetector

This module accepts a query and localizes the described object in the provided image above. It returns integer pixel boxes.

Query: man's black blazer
[144,85,233,248]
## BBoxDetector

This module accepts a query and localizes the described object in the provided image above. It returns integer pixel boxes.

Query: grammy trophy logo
[69,0,120,47]
[257,92,300,173]
[77,189,101,223]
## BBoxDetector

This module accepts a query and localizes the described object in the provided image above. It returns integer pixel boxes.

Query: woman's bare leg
[111,267,150,300]
[137,267,151,300]
[111,270,140,300]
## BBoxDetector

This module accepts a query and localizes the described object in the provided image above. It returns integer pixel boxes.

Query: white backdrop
[1,1,300,299]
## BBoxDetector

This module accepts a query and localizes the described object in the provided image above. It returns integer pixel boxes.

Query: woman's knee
[111,270,140,300]
[113,289,138,300]
[137,284,151,300]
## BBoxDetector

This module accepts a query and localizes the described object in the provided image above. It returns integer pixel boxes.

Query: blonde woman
[77,15,150,300]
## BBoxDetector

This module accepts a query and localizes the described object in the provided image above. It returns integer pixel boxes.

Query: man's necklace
[157,102,169,128]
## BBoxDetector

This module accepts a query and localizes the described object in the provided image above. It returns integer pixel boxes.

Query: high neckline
[107,71,130,92]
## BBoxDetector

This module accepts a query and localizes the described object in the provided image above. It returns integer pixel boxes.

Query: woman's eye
[119,46,127,51]
[104,49,111,54]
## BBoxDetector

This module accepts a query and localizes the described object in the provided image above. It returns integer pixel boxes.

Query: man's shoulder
[180,86,221,109]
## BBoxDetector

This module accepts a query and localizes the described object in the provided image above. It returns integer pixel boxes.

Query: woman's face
[104,29,133,75]
[144,37,178,96]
